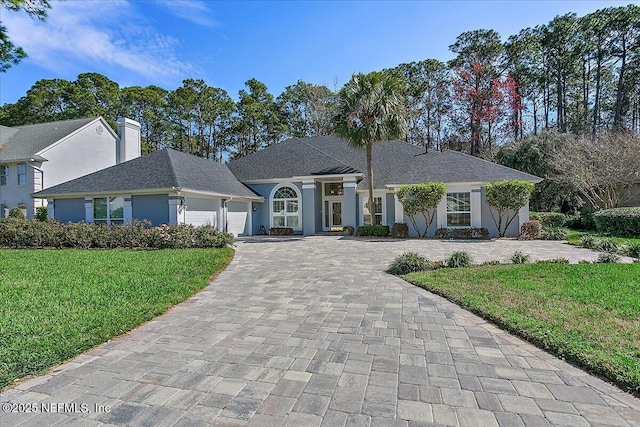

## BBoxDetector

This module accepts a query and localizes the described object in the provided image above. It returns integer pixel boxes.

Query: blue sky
[2,0,638,105]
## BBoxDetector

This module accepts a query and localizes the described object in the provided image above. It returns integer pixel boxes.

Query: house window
[0,204,7,218]
[93,197,124,225]
[447,192,471,227]
[363,196,383,225]
[0,166,7,185]
[271,185,300,229]
[325,183,344,196]
[17,164,26,185]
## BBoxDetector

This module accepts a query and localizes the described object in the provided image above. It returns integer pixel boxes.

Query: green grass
[0,248,233,389]
[566,229,640,246]
[405,263,640,393]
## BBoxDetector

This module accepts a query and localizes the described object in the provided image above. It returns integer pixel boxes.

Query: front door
[331,201,342,228]
[323,199,343,230]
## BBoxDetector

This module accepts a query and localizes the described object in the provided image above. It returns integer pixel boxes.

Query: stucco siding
[132,194,169,226]
[54,198,86,223]
[0,162,38,219]
[481,190,520,237]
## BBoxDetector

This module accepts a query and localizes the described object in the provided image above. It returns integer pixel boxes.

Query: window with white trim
[93,197,124,225]
[272,186,300,228]
[446,192,471,227]
[17,164,26,185]
[0,165,7,185]
[363,196,383,225]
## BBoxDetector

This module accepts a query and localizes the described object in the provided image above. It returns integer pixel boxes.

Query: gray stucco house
[0,116,140,219]
[34,135,541,237]
[227,136,541,237]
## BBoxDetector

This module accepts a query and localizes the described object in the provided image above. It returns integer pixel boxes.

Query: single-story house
[34,136,541,237]
[33,148,263,236]
[226,136,542,237]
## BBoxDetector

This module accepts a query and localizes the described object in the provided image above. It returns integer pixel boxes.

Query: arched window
[271,184,301,229]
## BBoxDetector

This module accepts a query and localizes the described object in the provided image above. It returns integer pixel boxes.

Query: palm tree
[334,71,407,225]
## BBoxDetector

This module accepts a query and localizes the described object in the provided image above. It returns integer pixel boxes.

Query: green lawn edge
[0,248,234,390]
[403,263,640,394]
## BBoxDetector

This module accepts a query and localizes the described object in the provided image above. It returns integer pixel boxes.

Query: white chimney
[116,117,141,163]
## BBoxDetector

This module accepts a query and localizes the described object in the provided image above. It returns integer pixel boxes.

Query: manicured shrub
[593,207,640,237]
[35,206,48,222]
[386,252,432,275]
[540,227,568,240]
[446,251,473,268]
[434,227,489,240]
[565,210,596,230]
[624,242,640,259]
[596,252,620,263]
[511,251,530,264]
[579,234,598,249]
[390,223,409,238]
[8,208,24,219]
[356,225,389,237]
[0,219,234,249]
[519,220,541,240]
[529,212,567,228]
[596,239,619,254]
[269,227,294,236]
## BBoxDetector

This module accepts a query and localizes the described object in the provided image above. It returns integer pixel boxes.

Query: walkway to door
[1,237,638,426]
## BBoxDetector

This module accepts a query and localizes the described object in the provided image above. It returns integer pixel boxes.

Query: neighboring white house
[0,117,140,219]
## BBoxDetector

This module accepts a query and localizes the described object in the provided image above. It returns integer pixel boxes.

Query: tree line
[1,4,639,162]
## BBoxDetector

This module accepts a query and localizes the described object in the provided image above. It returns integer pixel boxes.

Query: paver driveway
[1,237,639,427]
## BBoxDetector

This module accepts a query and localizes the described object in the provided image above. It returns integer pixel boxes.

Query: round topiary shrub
[593,207,640,237]
[387,252,432,275]
[446,251,473,268]
[390,223,409,238]
[519,220,541,240]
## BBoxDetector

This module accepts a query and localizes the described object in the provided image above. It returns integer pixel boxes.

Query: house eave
[32,188,178,199]
[181,188,264,202]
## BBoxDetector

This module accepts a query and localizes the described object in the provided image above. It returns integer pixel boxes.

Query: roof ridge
[297,137,355,169]
[15,117,97,129]
[162,149,181,188]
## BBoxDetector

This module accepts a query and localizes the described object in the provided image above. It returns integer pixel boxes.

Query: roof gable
[0,117,101,162]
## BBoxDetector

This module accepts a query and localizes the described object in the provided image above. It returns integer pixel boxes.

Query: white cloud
[3,0,195,81]
[156,0,218,28]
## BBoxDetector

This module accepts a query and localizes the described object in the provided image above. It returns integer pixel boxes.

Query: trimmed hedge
[529,212,567,228]
[0,218,234,249]
[390,223,409,238]
[357,225,389,237]
[435,227,489,240]
[269,227,294,236]
[593,207,640,237]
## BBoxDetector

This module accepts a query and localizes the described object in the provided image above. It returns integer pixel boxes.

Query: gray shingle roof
[33,149,262,200]
[0,117,97,162]
[227,136,542,189]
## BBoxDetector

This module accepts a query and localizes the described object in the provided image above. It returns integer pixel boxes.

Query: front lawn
[0,248,233,389]
[566,229,640,246]
[405,263,640,393]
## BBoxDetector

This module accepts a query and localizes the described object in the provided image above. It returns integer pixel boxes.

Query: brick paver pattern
[1,237,639,426]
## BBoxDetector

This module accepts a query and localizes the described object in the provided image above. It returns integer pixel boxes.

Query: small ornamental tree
[396,182,446,237]
[484,180,534,237]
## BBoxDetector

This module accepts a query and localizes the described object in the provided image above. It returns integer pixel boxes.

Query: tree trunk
[366,143,374,228]
[614,41,627,129]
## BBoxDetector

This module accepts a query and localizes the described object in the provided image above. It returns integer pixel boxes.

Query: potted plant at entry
[343,225,355,236]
